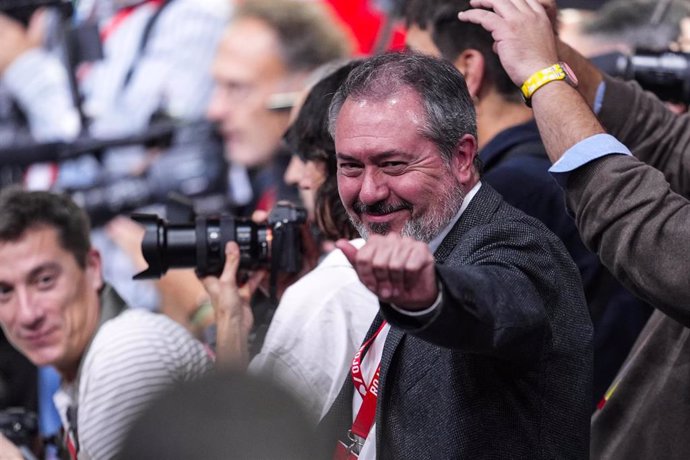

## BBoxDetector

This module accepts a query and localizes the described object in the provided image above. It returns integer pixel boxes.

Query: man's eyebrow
[27,262,61,280]
[336,150,413,161]
[336,152,360,161]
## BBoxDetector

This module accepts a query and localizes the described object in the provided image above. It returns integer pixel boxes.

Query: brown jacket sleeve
[598,75,690,195]
[565,77,690,324]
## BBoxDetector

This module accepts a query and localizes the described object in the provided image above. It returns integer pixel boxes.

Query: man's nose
[206,86,228,123]
[359,169,388,205]
[15,288,42,328]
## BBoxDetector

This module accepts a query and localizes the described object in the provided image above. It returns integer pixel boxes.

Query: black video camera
[594,49,690,104]
[0,0,73,26]
[132,202,307,283]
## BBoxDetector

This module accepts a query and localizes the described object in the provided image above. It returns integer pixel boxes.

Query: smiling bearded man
[316,52,593,460]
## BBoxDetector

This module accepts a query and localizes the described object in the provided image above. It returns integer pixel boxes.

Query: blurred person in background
[203,60,379,421]
[1,0,229,313]
[105,0,357,339]
[0,188,211,459]
[207,0,353,215]
[118,371,324,460]
[1,3,226,454]
[558,0,690,113]
[558,0,690,57]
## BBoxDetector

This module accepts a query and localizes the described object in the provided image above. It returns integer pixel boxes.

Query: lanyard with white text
[334,321,387,459]
[351,321,387,398]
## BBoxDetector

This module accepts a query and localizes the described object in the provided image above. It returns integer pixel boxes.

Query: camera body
[132,202,307,279]
[0,408,37,449]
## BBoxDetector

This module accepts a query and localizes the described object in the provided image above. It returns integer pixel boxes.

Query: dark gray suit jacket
[319,184,592,459]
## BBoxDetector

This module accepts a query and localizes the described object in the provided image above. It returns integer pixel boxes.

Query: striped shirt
[53,309,213,460]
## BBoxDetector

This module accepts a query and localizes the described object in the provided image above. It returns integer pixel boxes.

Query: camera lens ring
[195,217,209,277]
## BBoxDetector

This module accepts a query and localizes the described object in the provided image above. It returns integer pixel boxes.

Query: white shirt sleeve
[3,48,81,141]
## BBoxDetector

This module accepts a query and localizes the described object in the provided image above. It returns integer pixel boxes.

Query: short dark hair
[233,0,353,73]
[328,51,477,164]
[0,188,91,268]
[283,60,363,241]
[403,0,522,103]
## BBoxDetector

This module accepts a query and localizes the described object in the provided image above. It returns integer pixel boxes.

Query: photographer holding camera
[461,0,690,457]
[187,60,379,421]
[0,187,212,460]
[102,0,356,338]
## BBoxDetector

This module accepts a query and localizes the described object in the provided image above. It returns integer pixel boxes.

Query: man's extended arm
[339,229,557,364]
[460,0,690,323]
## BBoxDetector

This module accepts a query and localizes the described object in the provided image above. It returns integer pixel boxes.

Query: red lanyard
[100,0,165,42]
[334,321,387,459]
[351,321,386,398]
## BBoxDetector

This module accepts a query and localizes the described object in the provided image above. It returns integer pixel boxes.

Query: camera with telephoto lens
[132,202,307,281]
[594,49,690,104]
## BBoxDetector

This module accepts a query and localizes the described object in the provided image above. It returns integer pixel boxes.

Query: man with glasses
[206,0,352,214]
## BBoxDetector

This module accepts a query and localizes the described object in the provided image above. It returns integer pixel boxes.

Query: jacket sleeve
[598,75,690,196]
[381,220,587,365]
[566,153,690,326]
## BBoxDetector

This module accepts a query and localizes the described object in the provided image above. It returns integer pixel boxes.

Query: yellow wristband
[520,62,578,107]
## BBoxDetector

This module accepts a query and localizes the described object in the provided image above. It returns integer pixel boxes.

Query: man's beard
[348,179,466,243]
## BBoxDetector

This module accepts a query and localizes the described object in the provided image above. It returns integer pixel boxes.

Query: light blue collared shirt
[548,81,632,186]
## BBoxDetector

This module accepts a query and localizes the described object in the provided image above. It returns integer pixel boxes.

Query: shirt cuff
[390,284,443,317]
[549,133,632,187]
[593,80,606,114]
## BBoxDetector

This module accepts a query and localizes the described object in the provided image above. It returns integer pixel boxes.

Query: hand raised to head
[458,0,559,86]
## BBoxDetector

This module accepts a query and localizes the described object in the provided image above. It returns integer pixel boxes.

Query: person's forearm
[530,80,605,164]
[215,313,250,370]
[555,39,603,109]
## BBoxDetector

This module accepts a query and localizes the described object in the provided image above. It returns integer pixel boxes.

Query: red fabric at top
[324,0,406,55]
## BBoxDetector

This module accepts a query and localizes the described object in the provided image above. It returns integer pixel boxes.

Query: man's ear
[86,248,104,292]
[451,134,479,187]
[453,49,485,100]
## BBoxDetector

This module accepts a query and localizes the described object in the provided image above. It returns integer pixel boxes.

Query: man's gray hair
[232,0,353,73]
[328,52,477,164]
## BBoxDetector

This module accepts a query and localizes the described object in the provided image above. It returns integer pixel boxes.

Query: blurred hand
[251,207,321,301]
[536,0,558,31]
[106,215,147,270]
[459,0,559,86]
[201,242,265,369]
[0,433,23,460]
[337,234,438,311]
[0,10,45,74]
